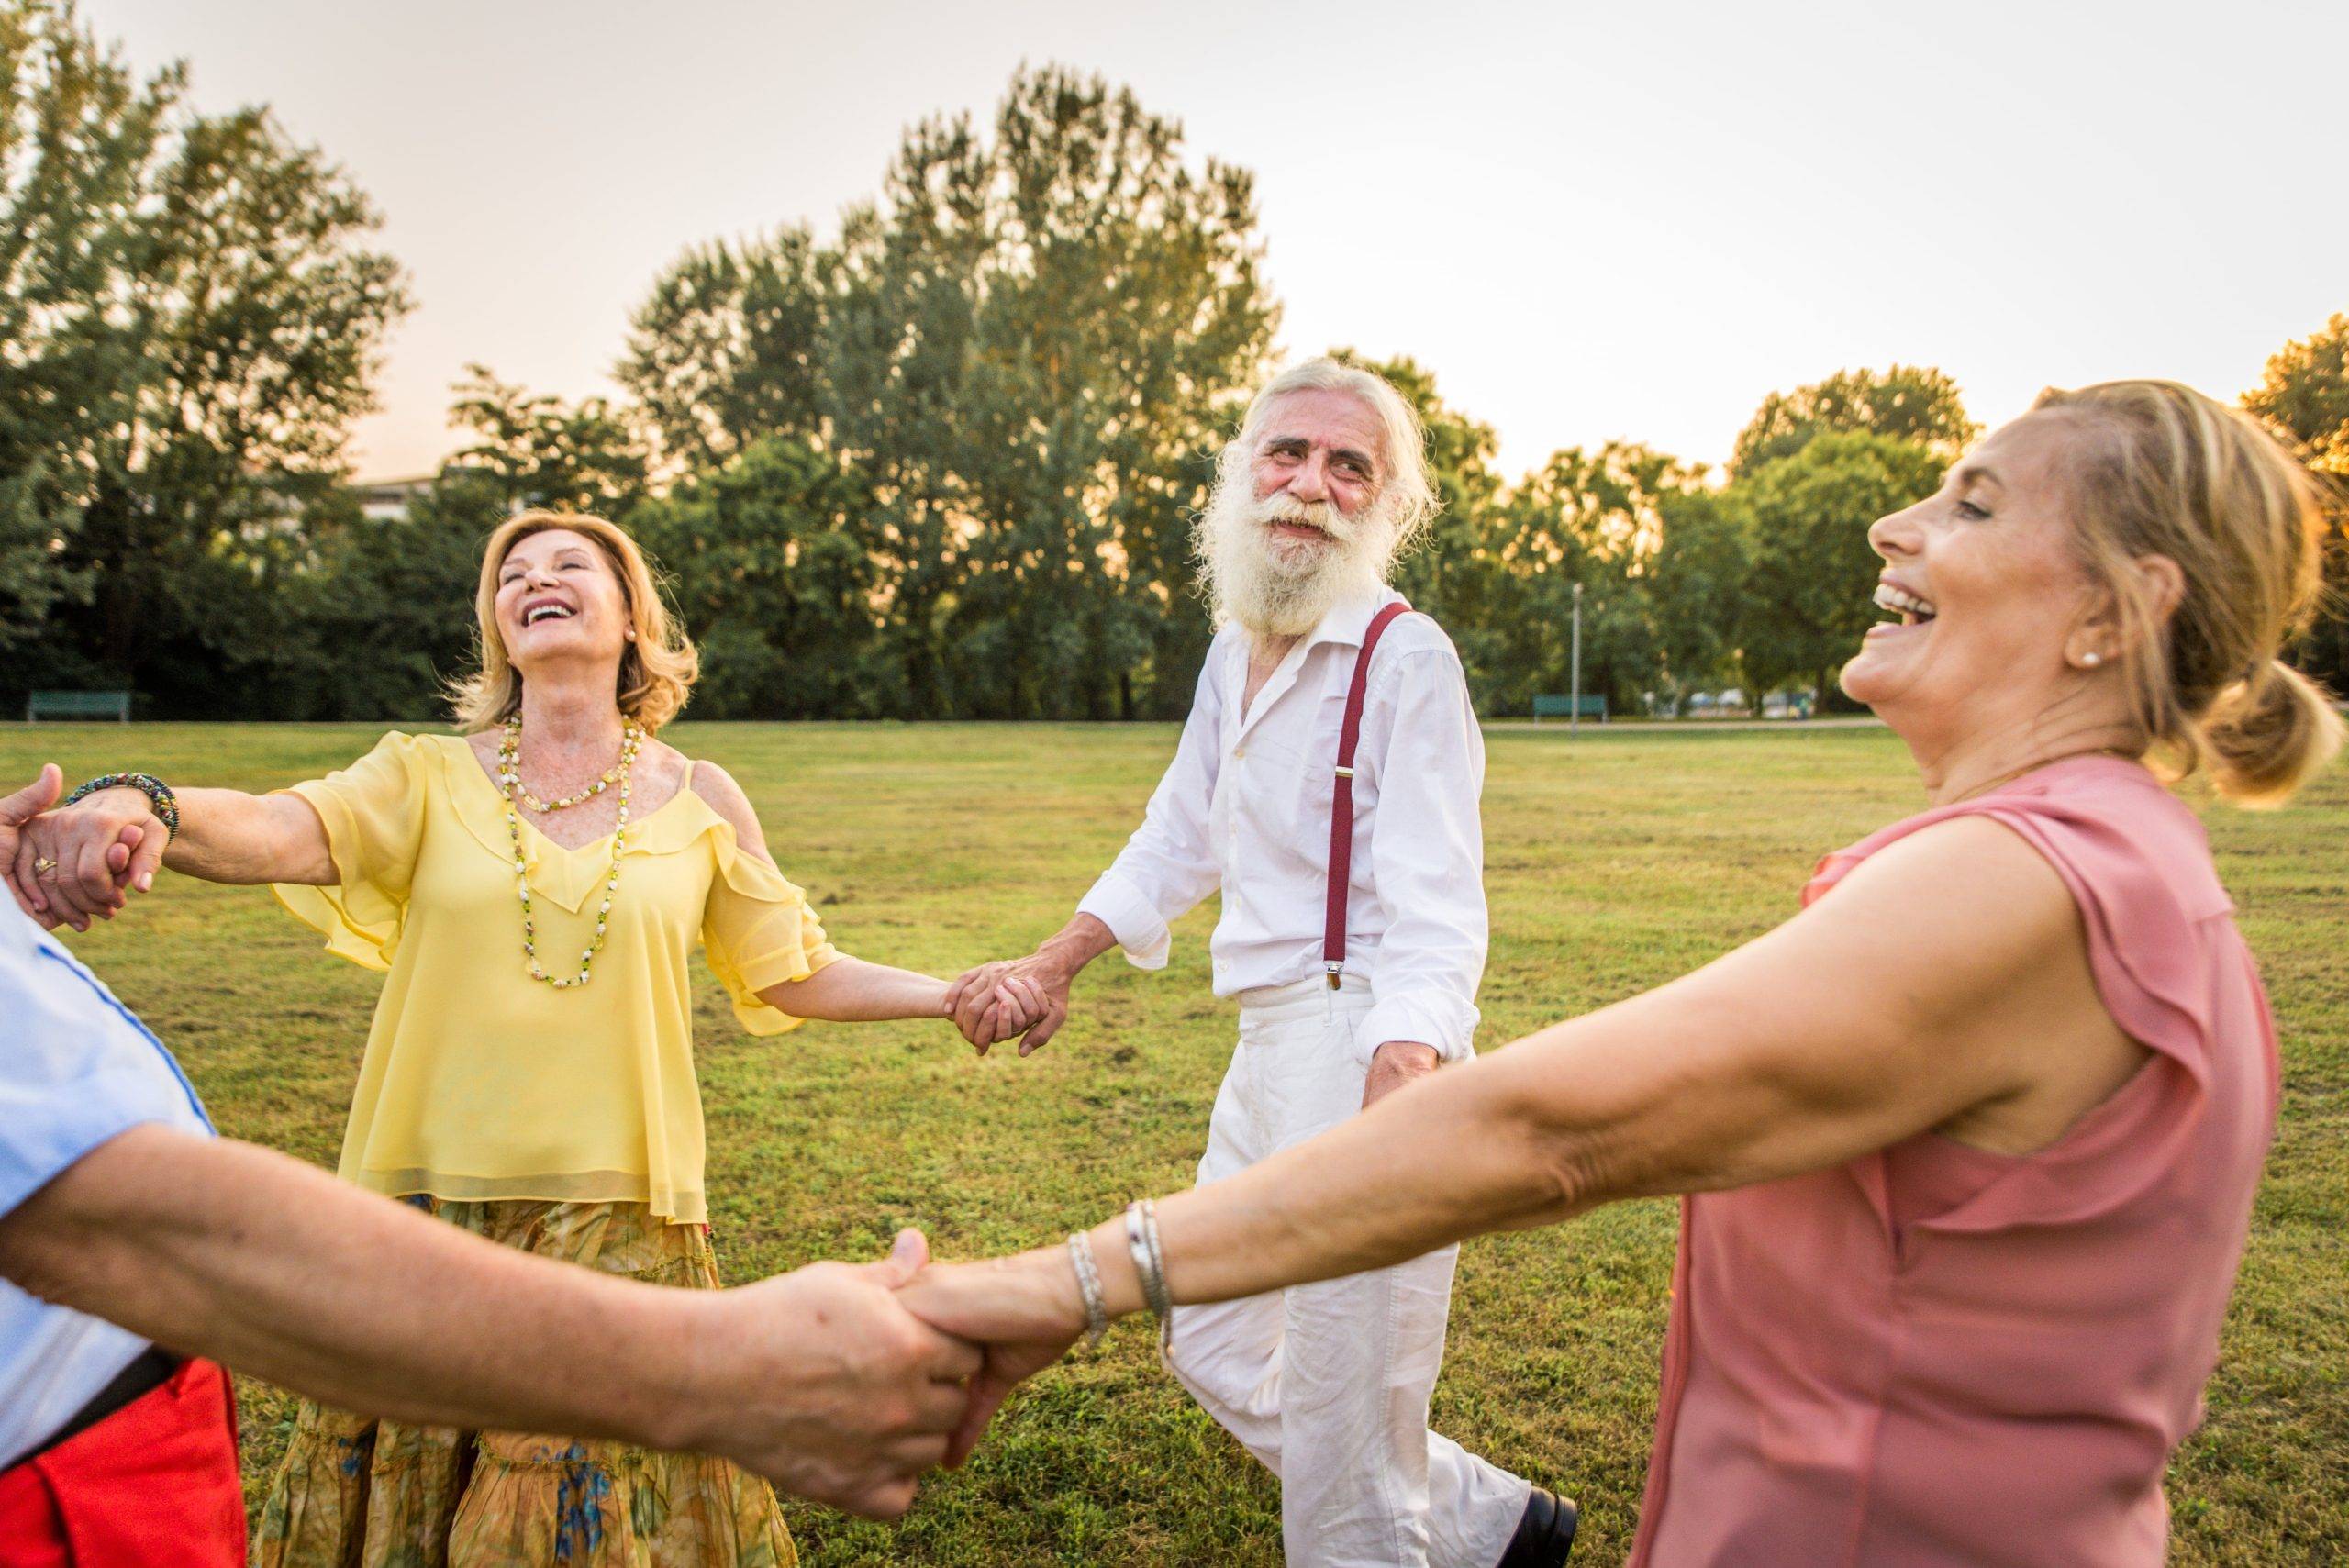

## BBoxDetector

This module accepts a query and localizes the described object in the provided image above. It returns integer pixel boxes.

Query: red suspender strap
[1324,598,1413,987]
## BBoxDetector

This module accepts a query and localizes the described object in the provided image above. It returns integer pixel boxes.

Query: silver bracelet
[1065,1232,1109,1351]
[1124,1199,1174,1343]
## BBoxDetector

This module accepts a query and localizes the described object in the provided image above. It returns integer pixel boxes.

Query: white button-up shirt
[1078,587,1487,1064]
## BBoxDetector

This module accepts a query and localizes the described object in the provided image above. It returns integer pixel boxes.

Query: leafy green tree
[2243,313,2349,689]
[629,65,1277,719]
[859,67,1277,717]
[0,0,163,658]
[616,228,829,477]
[1729,364,1977,477]
[264,475,503,720]
[0,0,409,709]
[447,365,648,516]
[1316,351,1705,717]
[1646,487,1750,710]
[1727,429,1945,706]
[630,438,895,719]
[1474,443,1698,716]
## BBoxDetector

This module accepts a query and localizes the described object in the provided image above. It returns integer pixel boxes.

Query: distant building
[353,473,439,522]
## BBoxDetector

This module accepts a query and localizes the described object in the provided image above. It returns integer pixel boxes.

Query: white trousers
[1164,978,1531,1568]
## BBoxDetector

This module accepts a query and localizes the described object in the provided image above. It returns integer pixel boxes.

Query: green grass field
[6,722,2343,1565]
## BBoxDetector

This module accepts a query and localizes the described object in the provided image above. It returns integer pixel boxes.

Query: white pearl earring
[2081,652,2101,667]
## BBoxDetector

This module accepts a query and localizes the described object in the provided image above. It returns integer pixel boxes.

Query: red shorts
[0,1357,244,1568]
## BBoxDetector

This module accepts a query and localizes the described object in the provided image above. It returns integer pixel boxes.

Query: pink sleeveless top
[1627,756,2278,1568]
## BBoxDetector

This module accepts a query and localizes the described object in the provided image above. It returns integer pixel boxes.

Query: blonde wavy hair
[2036,380,2344,806]
[448,510,699,734]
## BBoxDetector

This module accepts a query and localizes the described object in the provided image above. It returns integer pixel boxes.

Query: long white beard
[1193,483,1395,639]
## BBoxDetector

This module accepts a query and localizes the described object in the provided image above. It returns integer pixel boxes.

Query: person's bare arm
[686,760,1045,1031]
[903,816,2138,1455]
[15,784,333,930]
[763,954,1046,1026]
[0,1126,980,1517]
[1152,815,2121,1287]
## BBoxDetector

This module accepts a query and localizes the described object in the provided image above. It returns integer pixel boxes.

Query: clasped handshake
[651,1224,1097,1520]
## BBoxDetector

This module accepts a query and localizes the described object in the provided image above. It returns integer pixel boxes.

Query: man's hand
[894,1249,1086,1467]
[946,954,1072,1056]
[687,1230,984,1518]
[1363,1040,1442,1109]
[936,973,1052,1054]
[0,765,64,927]
[944,916,1116,1057]
[10,784,159,932]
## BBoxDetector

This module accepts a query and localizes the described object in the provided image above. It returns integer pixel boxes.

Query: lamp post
[1570,582,1584,737]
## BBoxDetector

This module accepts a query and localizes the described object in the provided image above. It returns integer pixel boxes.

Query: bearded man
[948,359,1576,1566]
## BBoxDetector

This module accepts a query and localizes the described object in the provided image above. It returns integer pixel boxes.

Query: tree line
[5,1,2343,722]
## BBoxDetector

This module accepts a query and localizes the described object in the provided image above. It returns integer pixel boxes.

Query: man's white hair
[1214,358,1441,551]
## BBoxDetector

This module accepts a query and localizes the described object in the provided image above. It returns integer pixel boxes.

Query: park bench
[1531,694,1606,723]
[24,690,132,723]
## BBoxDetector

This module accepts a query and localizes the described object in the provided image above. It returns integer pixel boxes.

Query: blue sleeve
[0,908,212,1220]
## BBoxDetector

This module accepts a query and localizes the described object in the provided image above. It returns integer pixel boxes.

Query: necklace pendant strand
[498,718,639,990]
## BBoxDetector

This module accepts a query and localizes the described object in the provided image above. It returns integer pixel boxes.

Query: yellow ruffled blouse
[273,731,838,1224]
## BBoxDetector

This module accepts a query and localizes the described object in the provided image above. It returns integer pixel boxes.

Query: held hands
[3,773,162,933]
[891,1249,1087,1466]
[941,972,1052,1055]
[692,1230,985,1518]
[944,951,1074,1057]
[701,1232,1090,1505]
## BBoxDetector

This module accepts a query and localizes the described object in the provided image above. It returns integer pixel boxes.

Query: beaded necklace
[500,724,638,812]
[496,717,640,990]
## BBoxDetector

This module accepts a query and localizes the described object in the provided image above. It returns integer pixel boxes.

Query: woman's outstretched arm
[15,782,334,929]
[902,815,2140,1456]
[688,761,1044,1034]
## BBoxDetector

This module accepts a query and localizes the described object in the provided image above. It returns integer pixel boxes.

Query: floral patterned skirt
[249,1198,796,1568]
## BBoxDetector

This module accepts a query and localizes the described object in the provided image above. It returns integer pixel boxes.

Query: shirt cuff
[1075,872,1173,971]
[1358,992,1479,1067]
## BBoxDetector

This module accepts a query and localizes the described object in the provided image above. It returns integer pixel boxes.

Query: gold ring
[33,857,60,878]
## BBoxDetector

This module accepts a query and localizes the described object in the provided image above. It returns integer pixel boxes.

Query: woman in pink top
[902,379,2343,1566]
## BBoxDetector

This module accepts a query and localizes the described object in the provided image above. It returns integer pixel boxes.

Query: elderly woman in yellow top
[14,510,1039,1568]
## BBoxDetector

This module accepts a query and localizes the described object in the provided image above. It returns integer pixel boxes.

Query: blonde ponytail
[2199,659,2345,809]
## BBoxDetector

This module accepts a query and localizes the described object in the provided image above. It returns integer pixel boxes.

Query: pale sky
[80,0,2349,484]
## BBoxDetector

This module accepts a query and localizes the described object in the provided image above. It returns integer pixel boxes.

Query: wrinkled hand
[690,1229,984,1518]
[945,952,1073,1057]
[1362,1040,1441,1110]
[974,975,1049,1051]
[894,1249,1085,1466]
[10,785,161,933]
[0,766,64,927]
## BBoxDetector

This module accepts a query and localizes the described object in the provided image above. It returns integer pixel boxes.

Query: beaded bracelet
[1065,1232,1110,1351]
[62,773,180,843]
[1124,1199,1174,1346]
